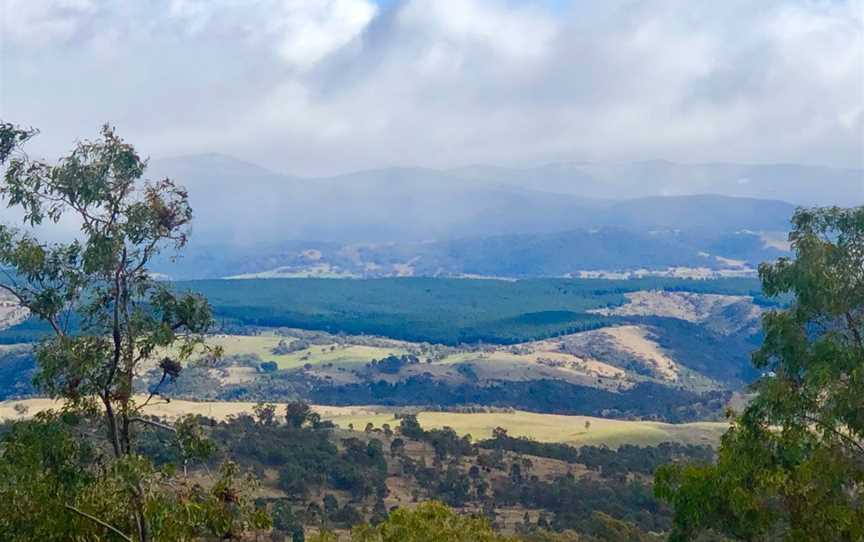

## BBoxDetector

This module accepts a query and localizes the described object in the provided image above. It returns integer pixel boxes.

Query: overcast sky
[1,0,862,176]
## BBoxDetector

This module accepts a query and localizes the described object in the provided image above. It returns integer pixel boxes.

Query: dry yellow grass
[318,409,727,448]
[599,325,679,380]
[0,396,385,422]
[0,397,726,448]
[438,349,624,380]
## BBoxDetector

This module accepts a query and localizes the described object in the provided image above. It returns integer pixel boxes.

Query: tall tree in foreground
[656,207,864,541]
[0,122,268,541]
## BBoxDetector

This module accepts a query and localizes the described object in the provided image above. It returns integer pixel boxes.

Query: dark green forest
[180,277,765,344]
[0,276,766,346]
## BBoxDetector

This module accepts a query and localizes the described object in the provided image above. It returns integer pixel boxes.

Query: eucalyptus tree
[656,206,864,541]
[0,122,268,541]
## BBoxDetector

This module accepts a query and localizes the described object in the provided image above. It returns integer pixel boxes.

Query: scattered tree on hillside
[286,401,320,429]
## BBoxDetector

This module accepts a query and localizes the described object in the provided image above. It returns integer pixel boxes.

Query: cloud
[1,0,861,174]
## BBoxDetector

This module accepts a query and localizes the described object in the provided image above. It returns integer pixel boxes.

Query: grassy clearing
[177,333,408,370]
[319,410,728,448]
[0,397,726,448]
[0,396,385,423]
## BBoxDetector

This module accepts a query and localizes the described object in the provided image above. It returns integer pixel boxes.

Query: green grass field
[185,333,408,369]
[320,409,729,448]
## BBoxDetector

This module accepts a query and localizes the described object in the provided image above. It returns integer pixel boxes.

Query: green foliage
[0,411,95,540]
[310,501,517,542]
[0,412,269,541]
[310,502,664,542]
[0,122,266,541]
[656,207,864,541]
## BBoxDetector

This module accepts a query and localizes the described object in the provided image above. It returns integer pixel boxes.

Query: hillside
[0,280,764,421]
[0,397,719,539]
[170,276,768,345]
[0,397,727,449]
[158,226,788,280]
[140,155,820,280]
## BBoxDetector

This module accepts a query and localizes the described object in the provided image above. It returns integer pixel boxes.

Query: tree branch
[845,311,863,353]
[129,416,177,433]
[139,370,167,410]
[64,504,133,542]
[0,282,64,336]
[801,413,864,457]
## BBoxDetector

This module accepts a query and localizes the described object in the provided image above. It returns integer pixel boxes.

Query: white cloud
[1,0,861,174]
[1,0,98,46]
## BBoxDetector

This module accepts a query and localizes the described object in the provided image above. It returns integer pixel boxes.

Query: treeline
[0,347,36,400]
[478,432,714,479]
[158,368,730,422]
[303,377,730,423]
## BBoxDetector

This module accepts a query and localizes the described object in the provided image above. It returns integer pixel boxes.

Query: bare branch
[64,504,133,542]
[129,416,177,433]
[0,282,64,336]
[139,370,168,410]
[801,413,864,457]
[845,311,863,353]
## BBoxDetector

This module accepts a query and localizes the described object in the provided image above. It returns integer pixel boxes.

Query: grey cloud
[1,0,861,176]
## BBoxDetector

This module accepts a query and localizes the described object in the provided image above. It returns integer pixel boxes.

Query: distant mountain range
[153,227,786,280]
[141,154,859,279]
[450,160,863,205]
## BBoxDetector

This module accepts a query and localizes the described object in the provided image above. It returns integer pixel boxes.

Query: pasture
[197,333,408,369]
[0,397,727,448]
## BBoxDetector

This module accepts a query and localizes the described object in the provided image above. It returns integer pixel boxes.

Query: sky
[1,0,862,176]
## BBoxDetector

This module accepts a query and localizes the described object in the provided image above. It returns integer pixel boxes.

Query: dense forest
[182,277,766,345]
[0,276,770,346]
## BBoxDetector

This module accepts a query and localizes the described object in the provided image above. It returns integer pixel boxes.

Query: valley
[0,281,765,423]
[3,9,861,538]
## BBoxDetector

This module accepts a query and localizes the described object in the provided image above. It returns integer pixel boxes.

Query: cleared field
[315,410,728,448]
[180,333,408,369]
[0,396,383,422]
[0,397,726,448]
[437,346,625,379]
[197,332,630,386]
